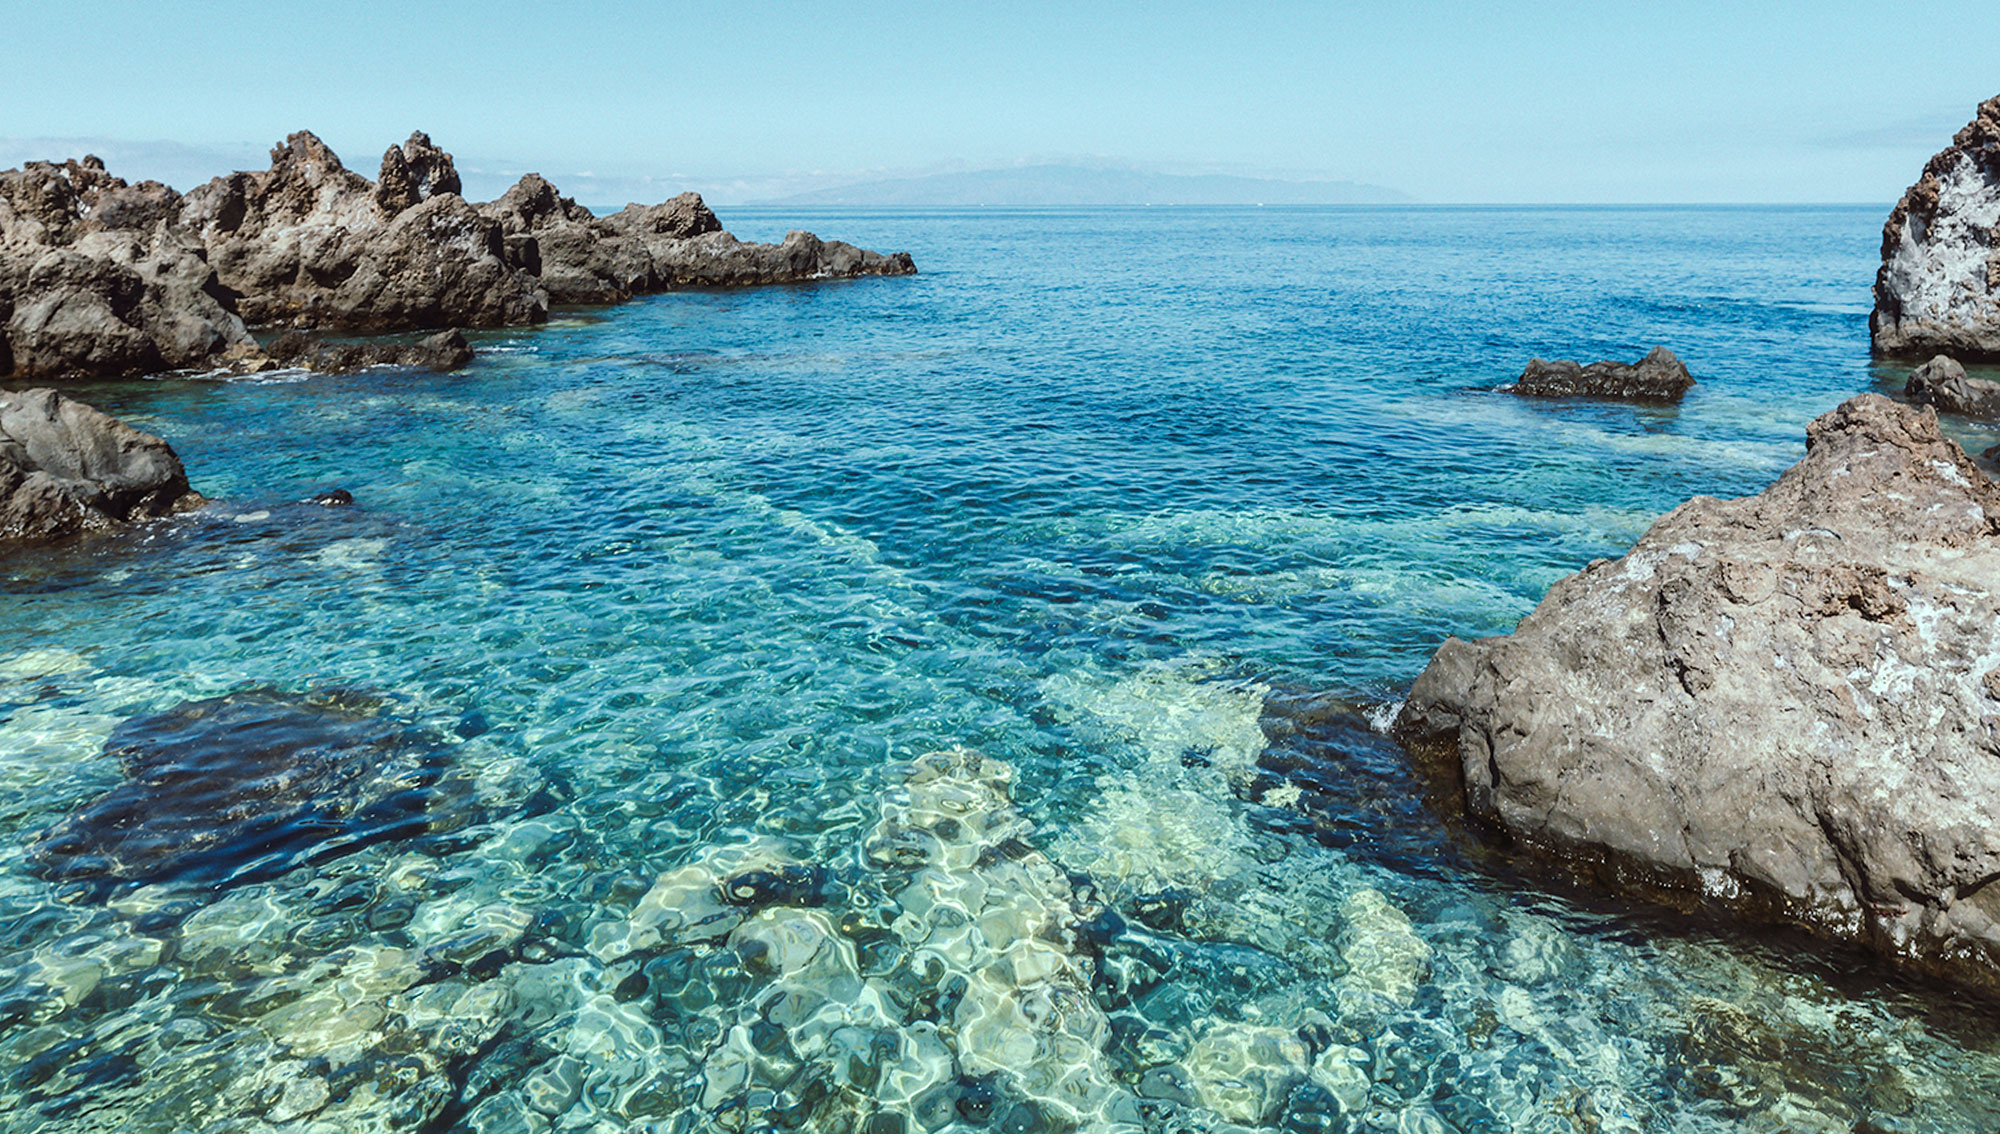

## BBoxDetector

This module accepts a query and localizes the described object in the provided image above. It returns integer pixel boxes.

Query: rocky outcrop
[266,328,473,374]
[0,386,204,544]
[1873,95,2000,359]
[1,131,917,381]
[1505,346,1696,403]
[1905,352,2000,417]
[478,175,914,305]
[1395,394,2000,992]
[176,131,538,331]
[0,157,261,379]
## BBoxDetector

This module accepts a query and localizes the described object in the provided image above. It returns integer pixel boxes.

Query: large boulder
[1394,394,2000,992]
[1505,346,1696,403]
[1872,95,2000,359]
[0,387,204,544]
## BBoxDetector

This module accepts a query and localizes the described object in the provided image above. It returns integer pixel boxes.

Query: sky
[2,0,1997,205]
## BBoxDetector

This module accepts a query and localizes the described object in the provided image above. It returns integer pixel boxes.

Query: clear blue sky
[3,0,1996,203]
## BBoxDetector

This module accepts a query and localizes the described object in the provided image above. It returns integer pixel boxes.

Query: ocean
[1,204,1993,1131]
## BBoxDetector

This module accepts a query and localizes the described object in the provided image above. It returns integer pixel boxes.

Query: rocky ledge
[1395,394,2000,992]
[1504,346,1696,403]
[1873,94,2000,359]
[0,387,203,544]
[0,131,916,381]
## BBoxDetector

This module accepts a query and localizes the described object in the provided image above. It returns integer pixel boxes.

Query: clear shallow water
[3,205,1998,1131]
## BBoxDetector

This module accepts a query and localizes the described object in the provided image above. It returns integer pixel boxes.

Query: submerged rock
[266,328,473,374]
[1872,94,2000,359]
[1505,346,1696,402]
[31,688,456,893]
[1395,394,2000,992]
[1904,353,2000,416]
[0,387,204,545]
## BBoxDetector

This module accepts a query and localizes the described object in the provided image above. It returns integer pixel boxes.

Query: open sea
[3,204,1997,1132]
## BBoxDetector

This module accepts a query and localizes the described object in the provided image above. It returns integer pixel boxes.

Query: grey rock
[1904,353,2000,417]
[0,386,204,545]
[1873,94,2000,359]
[1506,346,1696,403]
[0,158,260,379]
[1395,394,2000,992]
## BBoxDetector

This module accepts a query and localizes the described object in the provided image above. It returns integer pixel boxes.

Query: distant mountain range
[754,164,1410,207]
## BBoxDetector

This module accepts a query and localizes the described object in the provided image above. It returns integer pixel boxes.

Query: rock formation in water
[1904,352,2000,417]
[0,130,917,381]
[1395,394,2000,992]
[1505,346,1696,402]
[0,386,204,545]
[265,328,474,374]
[1873,94,2000,359]
[32,688,456,892]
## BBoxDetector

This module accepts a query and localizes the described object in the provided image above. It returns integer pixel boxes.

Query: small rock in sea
[30,688,456,894]
[1506,345,1696,403]
[305,489,355,506]
[1904,353,2000,416]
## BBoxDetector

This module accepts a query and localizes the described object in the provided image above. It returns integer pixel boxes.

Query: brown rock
[1395,394,2000,992]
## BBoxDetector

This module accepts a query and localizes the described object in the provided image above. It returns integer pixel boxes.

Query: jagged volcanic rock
[1395,394,2000,992]
[1873,94,2000,359]
[0,386,204,545]
[1505,346,1696,403]
[0,131,918,381]
[0,156,260,378]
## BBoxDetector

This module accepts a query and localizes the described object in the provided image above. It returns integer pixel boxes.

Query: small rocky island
[1504,346,1696,403]
[1395,395,2000,992]
[1873,94,2000,359]
[0,130,916,381]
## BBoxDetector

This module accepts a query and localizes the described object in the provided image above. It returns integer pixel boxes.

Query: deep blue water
[1,206,1995,1132]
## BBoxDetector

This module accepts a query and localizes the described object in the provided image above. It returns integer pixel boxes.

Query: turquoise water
[3,205,1998,1131]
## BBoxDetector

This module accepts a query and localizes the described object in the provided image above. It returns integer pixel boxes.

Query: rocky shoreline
[0,130,916,382]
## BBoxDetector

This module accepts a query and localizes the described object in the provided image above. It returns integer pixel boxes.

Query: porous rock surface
[1873,94,2000,359]
[1506,346,1696,403]
[1905,352,2000,417]
[0,130,916,380]
[0,386,204,544]
[1395,394,2000,991]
